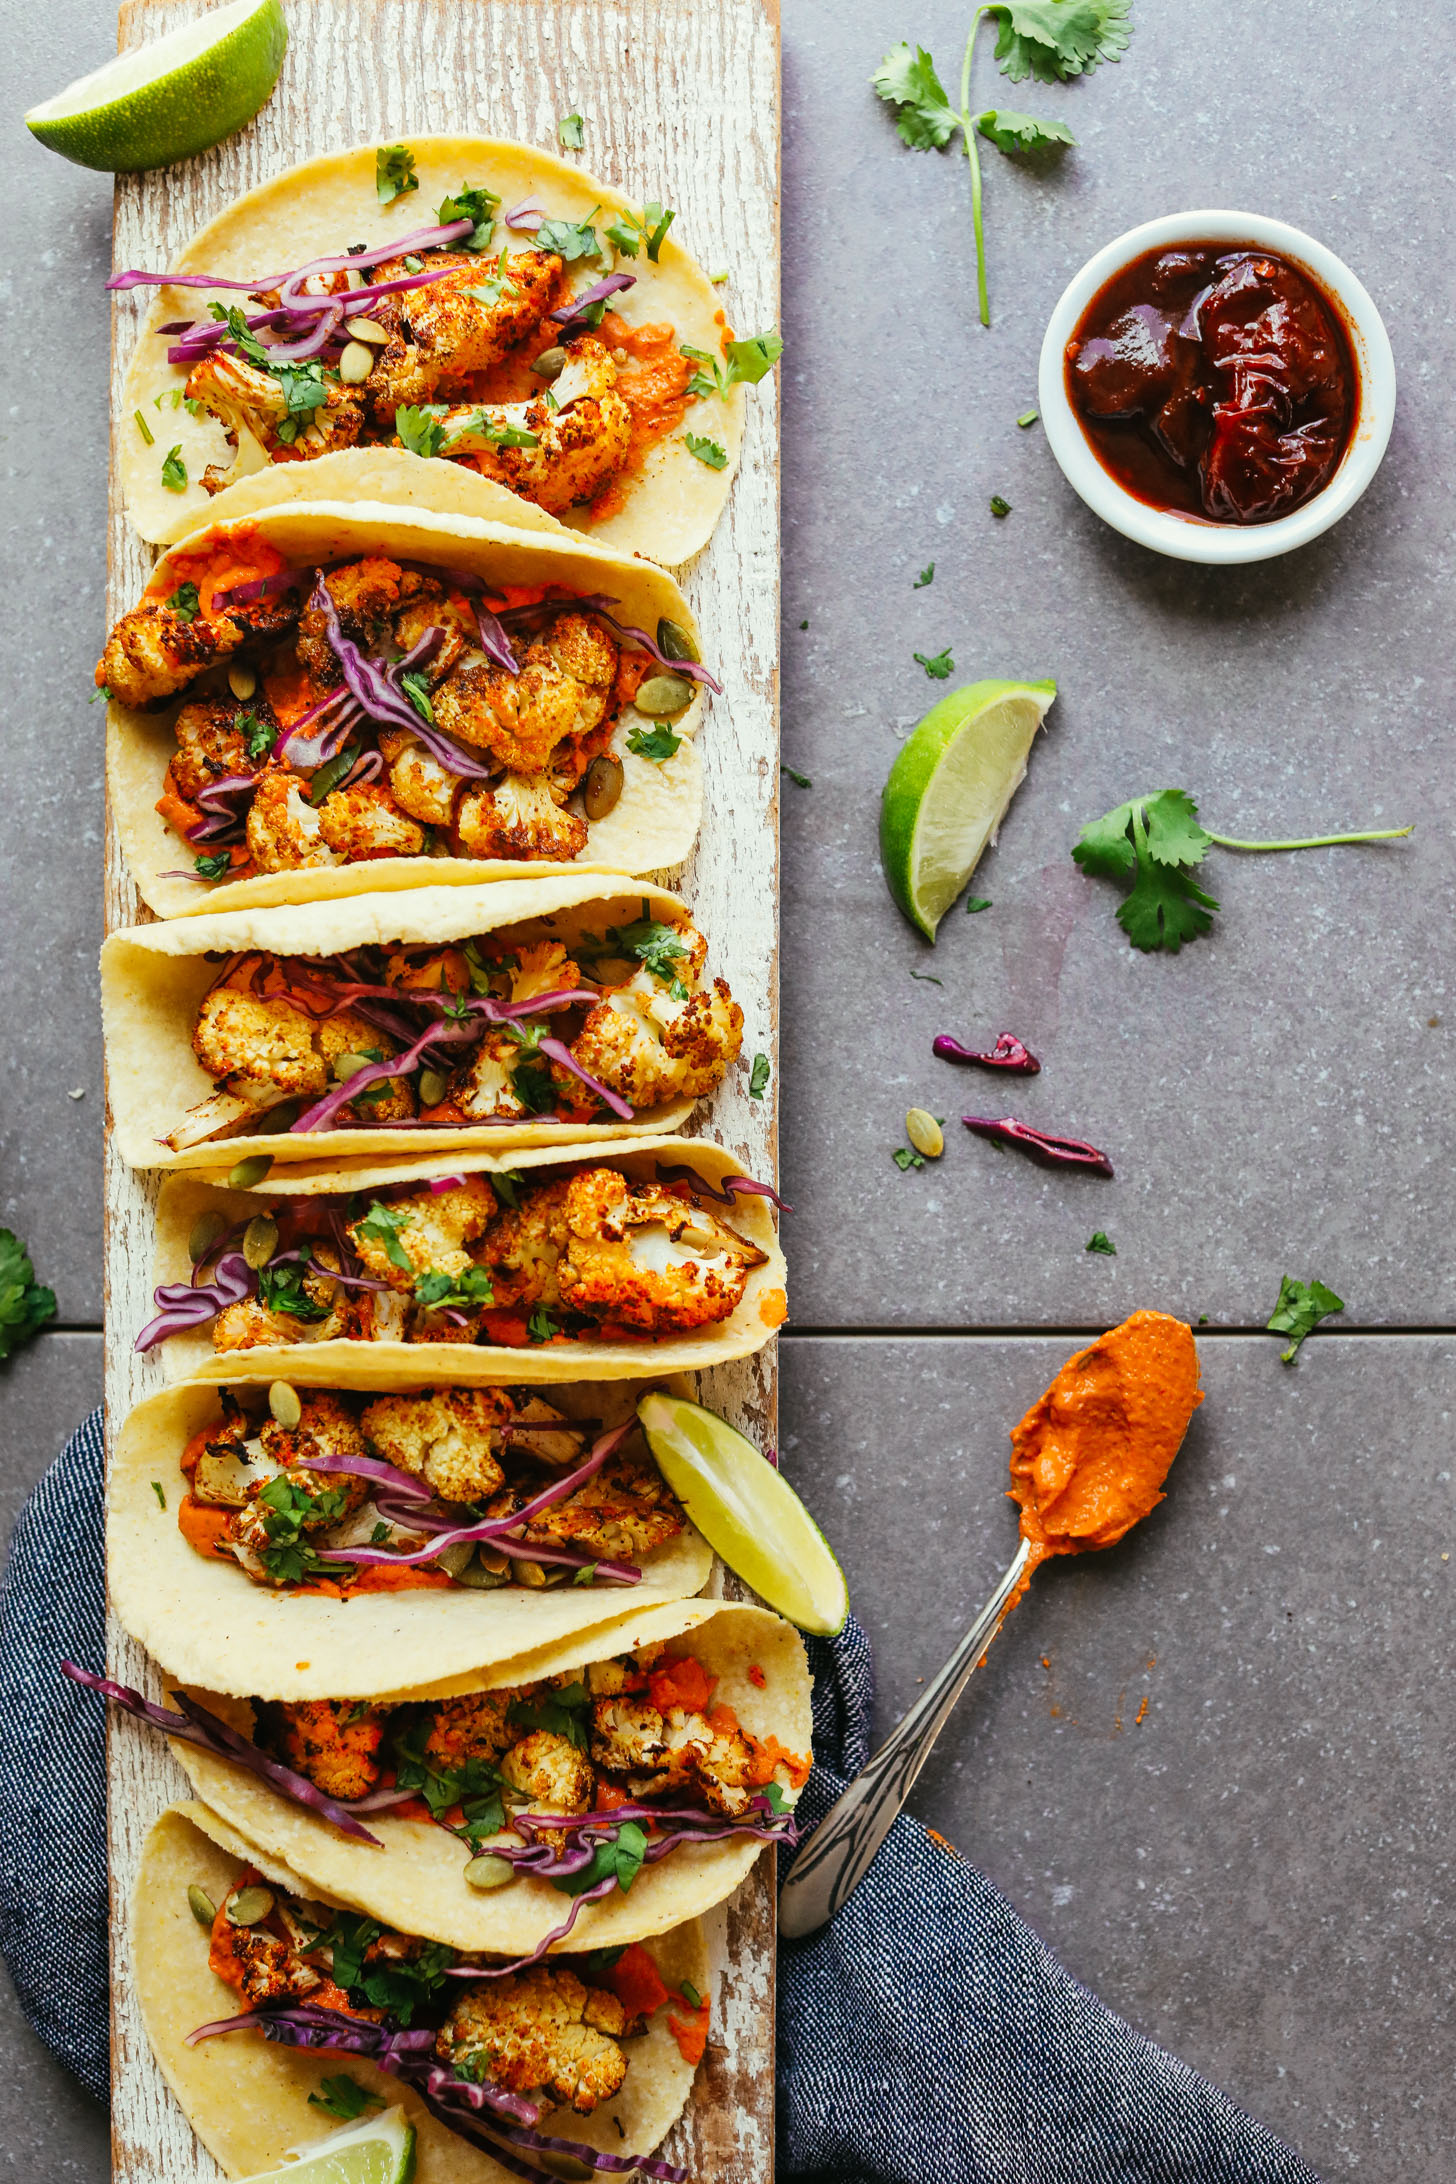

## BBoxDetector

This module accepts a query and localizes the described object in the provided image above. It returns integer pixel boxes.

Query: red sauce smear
[1066,244,1357,524]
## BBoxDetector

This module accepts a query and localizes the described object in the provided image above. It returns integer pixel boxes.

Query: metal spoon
[778,1537,1033,1939]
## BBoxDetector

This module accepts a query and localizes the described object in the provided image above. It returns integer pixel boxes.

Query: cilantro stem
[1205,826,1413,852]
[959,8,991,328]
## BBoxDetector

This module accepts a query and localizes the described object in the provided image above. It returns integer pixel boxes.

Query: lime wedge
[246,2110,415,2184]
[879,678,1056,940]
[637,1392,848,1636]
[25,0,287,173]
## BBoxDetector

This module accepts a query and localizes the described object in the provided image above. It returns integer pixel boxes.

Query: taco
[140,1138,788,1387]
[102,878,746,1170]
[91,1603,808,1969]
[135,1803,710,2183]
[112,136,778,560]
[109,1375,715,1694]
[98,490,714,919]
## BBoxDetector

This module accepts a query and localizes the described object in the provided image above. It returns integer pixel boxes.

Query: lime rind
[258,2109,416,2184]
[25,0,287,173]
[637,1392,849,1636]
[880,677,1057,940]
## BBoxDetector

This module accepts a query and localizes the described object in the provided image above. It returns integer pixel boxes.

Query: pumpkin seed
[187,1885,216,1928]
[333,1051,374,1082]
[656,617,700,665]
[227,1154,274,1190]
[511,1557,548,1588]
[344,316,390,346]
[905,1108,944,1158]
[634,673,695,718]
[227,663,257,701]
[434,1540,476,1579]
[418,1068,447,1106]
[268,1381,302,1428]
[188,1210,228,1265]
[463,1854,515,1891]
[337,340,375,385]
[583,754,624,820]
[454,1557,508,1591]
[242,1215,279,1269]
[225,1885,274,1927]
[531,345,566,380]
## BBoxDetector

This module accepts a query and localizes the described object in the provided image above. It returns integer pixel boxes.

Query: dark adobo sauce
[1065,244,1357,524]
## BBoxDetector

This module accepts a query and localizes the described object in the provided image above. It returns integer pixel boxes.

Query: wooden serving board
[101,2,782,2177]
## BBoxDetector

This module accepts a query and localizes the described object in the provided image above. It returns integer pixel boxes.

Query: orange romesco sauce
[1008,1310,1202,1574]
[587,311,698,521]
[146,525,286,620]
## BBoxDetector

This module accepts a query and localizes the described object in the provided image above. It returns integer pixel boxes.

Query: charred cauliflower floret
[417,1689,519,1770]
[263,1698,387,1800]
[294,558,415,679]
[228,1392,371,1564]
[433,645,597,780]
[209,1900,328,2009]
[192,986,330,1098]
[315,781,425,861]
[184,350,366,477]
[380,731,465,829]
[449,1030,533,1122]
[554,1170,768,1332]
[245,771,338,872]
[100,597,248,709]
[591,1692,757,1817]
[347,1176,497,1292]
[390,585,475,685]
[169,697,269,800]
[568,930,743,1106]
[477,1178,573,1311]
[488,1447,684,1564]
[435,1968,628,2115]
[212,1245,359,1353]
[366,249,564,418]
[455,774,589,862]
[358,1386,519,1504]
[499,1729,594,1814]
[440,339,632,515]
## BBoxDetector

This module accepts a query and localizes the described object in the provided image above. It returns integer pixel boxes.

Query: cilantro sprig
[874,3,1130,326]
[435,182,500,251]
[1267,1275,1344,1364]
[1073,789,1414,955]
[376,144,419,205]
[0,1229,57,1362]
[356,1200,414,1272]
[681,331,783,399]
[605,199,676,261]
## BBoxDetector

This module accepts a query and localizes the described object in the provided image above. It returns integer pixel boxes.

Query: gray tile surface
[3,0,1454,2174]
[780,1332,1455,2179]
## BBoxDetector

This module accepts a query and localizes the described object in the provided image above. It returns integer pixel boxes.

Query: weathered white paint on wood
[104,2,781,2177]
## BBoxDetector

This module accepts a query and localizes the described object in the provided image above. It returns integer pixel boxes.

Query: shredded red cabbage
[59,1665,383,1845]
[293,1451,435,1501]
[549,273,636,335]
[933,1032,1041,1074]
[962,1115,1114,1177]
[186,774,256,844]
[308,573,497,781]
[109,218,474,297]
[503,200,545,231]
[210,569,306,609]
[134,1252,254,1352]
[535,1035,633,1121]
[473,599,522,675]
[654,1163,790,1212]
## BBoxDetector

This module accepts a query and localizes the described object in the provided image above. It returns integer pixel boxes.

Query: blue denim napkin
[0,1413,1321,2179]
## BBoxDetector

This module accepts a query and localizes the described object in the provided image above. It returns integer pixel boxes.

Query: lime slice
[879,678,1057,940]
[25,0,287,173]
[246,2110,415,2184]
[637,1392,849,1636]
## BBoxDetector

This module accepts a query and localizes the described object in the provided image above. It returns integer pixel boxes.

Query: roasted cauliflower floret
[455,774,589,862]
[315,781,425,861]
[193,987,330,1098]
[294,557,412,679]
[441,339,632,515]
[380,731,465,828]
[417,1689,519,1770]
[449,1030,533,1123]
[212,1245,359,1353]
[436,1968,628,2115]
[488,1447,684,1564]
[262,1698,387,1800]
[99,597,249,709]
[554,1170,768,1332]
[169,697,269,800]
[367,250,564,416]
[433,655,586,776]
[568,974,743,1109]
[477,1178,573,1310]
[245,770,338,872]
[499,1728,594,1814]
[358,1386,518,1504]
[185,350,366,474]
[591,1692,757,1817]
[209,1900,327,2009]
[347,1176,497,1292]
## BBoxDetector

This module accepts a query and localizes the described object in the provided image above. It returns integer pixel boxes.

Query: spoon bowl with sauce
[1037,211,1395,565]
[779,1310,1203,1938]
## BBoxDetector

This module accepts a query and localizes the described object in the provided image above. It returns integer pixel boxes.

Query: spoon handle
[778,1537,1032,1940]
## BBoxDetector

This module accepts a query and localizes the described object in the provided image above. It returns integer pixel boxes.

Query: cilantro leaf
[725,330,782,383]
[253,1473,350,1585]
[376,144,419,204]
[1267,1275,1345,1364]
[443,406,539,451]
[915,648,954,679]
[604,200,675,261]
[1072,793,1221,953]
[390,1716,507,1845]
[527,1306,561,1343]
[491,1170,526,1210]
[309,2077,383,2123]
[414,1266,494,1312]
[166,582,200,624]
[977,108,1075,153]
[511,1681,592,1751]
[749,1053,770,1100]
[537,211,602,262]
[685,432,728,469]
[160,445,187,493]
[965,895,992,913]
[435,182,500,250]
[356,1200,414,1273]
[603,917,690,986]
[399,669,435,724]
[872,42,962,149]
[236,709,275,761]
[257,1256,330,1321]
[395,404,450,458]
[914,563,935,588]
[554,1820,648,1897]
[991,0,1132,85]
[989,494,1012,516]
[321,1907,455,2023]
[893,1145,925,1171]
[626,722,681,763]
[1085,1231,1116,1256]
[194,852,232,880]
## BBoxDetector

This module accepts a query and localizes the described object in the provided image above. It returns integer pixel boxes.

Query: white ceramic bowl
[1037,209,1396,565]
